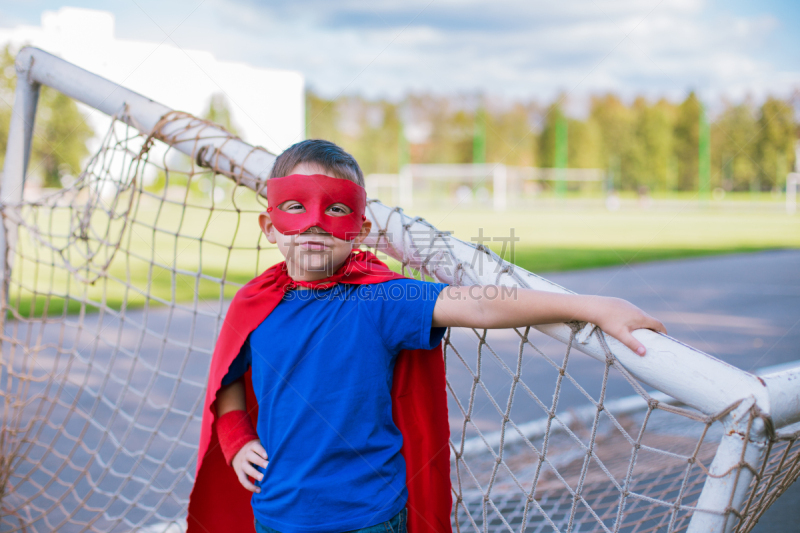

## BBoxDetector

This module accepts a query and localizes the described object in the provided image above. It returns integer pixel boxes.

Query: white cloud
[26,0,800,104]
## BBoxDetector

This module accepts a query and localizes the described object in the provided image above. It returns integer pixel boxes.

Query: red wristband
[216,410,259,466]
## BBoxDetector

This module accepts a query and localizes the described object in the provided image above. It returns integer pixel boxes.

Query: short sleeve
[221,335,252,386]
[359,279,448,354]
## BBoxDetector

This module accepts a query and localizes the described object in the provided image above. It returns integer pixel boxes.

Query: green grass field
[412,206,800,272]
[5,191,799,318]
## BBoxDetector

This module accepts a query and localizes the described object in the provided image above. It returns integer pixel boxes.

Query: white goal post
[368,165,605,210]
[2,47,800,533]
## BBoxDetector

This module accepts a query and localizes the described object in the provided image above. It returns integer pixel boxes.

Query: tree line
[307,90,798,193]
[1,38,796,195]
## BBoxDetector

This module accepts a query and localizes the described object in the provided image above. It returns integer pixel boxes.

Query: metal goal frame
[2,47,800,533]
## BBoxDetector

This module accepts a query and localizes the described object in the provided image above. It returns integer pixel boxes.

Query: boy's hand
[591,297,666,356]
[232,439,268,493]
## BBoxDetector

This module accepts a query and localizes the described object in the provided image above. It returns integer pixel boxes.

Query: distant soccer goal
[2,47,800,533]
[787,172,798,215]
[366,164,605,210]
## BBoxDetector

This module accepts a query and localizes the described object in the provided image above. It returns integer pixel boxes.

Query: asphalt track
[447,249,800,442]
[547,249,800,532]
[3,250,798,531]
[444,249,799,532]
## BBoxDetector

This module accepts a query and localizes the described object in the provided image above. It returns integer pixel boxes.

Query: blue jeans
[255,508,407,533]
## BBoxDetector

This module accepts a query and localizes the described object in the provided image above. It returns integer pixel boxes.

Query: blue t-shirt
[222,278,448,533]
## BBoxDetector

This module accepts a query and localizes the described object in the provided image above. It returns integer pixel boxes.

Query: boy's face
[259,162,372,281]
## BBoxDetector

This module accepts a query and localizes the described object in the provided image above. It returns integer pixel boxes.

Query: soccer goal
[2,47,799,533]
[367,164,605,210]
[787,172,798,215]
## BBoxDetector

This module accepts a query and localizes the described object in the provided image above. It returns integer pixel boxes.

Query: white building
[0,7,305,155]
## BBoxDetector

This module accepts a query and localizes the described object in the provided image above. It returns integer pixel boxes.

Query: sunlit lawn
[6,190,799,318]
[413,205,800,272]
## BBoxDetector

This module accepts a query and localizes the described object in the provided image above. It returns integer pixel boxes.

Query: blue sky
[3,0,799,105]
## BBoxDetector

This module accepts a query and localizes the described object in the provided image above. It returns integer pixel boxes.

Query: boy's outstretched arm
[431,286,666,356]
[216,379,268,493]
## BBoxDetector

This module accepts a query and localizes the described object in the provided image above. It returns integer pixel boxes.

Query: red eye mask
[266,174,367,241]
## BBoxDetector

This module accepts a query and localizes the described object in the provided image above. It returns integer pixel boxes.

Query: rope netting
[0,113,798,533]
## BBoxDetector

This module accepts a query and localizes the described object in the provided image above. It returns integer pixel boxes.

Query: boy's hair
[269,139,365,187]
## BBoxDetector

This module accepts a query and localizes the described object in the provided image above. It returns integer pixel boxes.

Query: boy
[188,140,666,533]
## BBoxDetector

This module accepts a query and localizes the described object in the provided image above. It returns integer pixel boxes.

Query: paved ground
[547,249,800,532]
[447,249,800,436]
[3,250,798,531]
[547,249,800,374]
[444,249,800,532]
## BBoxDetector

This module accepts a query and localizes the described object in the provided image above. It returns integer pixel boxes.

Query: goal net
[2,47,800,533]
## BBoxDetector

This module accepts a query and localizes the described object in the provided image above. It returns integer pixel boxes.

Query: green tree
[473,105,486,165]
[484,102,537,167]
[568,118,602,170]
[1,45,18,173]
[202,92,239,135]
[590,94,637,188]
[305,91,404,175]
[755,97,795,190]
[348,100,402,175]
[673,92,702,191]
[711,101,758,191]
[298,88,796,197]
[308,91,540,174]
[2,44,94,188]
[412,95,473,165]
[32,87,94,187]
[633,97,675,191]
[305,90,340,143]
[537,101,566,168]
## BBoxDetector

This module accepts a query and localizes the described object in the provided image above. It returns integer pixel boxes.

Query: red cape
[187,250,452,532]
